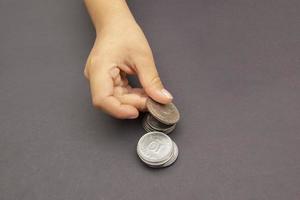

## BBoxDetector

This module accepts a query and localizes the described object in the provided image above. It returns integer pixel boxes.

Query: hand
[84,20,173,119]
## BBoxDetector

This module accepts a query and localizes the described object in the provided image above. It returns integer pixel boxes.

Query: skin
[84,0,173,119]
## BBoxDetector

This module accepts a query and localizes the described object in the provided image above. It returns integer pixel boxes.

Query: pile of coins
[142,98,180,134]
[137,132,178,168]
[137,98,180,168]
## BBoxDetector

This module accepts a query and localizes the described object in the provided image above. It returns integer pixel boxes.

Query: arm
[85,0,135,33]
[84,0,173,119]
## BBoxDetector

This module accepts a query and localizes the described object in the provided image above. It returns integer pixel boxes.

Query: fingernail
[161,89,173,99]
[129,114,138,119]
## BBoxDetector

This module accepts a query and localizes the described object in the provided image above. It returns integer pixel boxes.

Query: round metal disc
[137,132,173,163]
[147,114,174,130]
[162,141,179,167]
[146,98,180,125]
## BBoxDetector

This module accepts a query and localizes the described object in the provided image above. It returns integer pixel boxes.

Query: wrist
[97,17,138,36]
[85,0,137,35]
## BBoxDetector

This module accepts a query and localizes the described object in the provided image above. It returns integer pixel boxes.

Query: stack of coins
[137,132,178,168]
[142,98,180,134]
[137,98,180,168]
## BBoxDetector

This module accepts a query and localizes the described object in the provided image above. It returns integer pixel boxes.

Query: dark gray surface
[0,0,300,199]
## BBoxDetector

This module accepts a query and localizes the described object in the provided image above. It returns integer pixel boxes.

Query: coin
[139,98,181,168]
[142,122,154,133]
[142,116,154,132]
[146,98,180,125]
[137,131,180,168]
[162,124,176,134]
[162,141,178,167]
[147,114,173,130]
[143,114,176,134]
[138,148,174,167]
[137,132,173,163]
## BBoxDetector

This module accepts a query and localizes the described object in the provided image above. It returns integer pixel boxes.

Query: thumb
[135,57,173,104]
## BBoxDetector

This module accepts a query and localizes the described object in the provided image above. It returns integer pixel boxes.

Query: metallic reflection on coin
[138,98,180,168]
[137,132,173,163]
[143,114,176,134]
[137,131,179,168]
[162,142,178,167]
[147,114,172,130]
[146,98,180,125]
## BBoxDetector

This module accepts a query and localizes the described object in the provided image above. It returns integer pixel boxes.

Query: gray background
[0,0,299,199]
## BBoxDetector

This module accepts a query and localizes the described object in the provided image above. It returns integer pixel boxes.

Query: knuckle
[86,56,102,72]
[149,75,162,86]
[89,55,101,66]
[91,95,104,108]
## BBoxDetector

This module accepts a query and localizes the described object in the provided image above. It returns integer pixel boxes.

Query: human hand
[84,20,173,119]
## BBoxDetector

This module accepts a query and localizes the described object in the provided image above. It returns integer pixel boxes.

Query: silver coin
[146,98,180,125]
[162,141,179,167]
[143,114,176,134]
[138,141,178,168]
[143,117,176,134]
[138,149,173,167]
[143,124,154,133]
[163,124,176,134]
[137,143,175,168]
[148,123,175,134]
[137,132,173,163]
[143,118,154,133]
[142,118,155,133]
[137,131,173,165]
[147,114,173,130]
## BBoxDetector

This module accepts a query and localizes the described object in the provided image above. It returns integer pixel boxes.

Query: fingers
[129,87,147,96]
[135,57,173,104]
[89,67,139,119]
[94,96,139,119]
[117,93,147,111]
[110,68,146,111]
[87,56,172,119]
[114,86,147,111]
[118,86,148,111]
[111,67,129,87]
[118,65,135,75]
